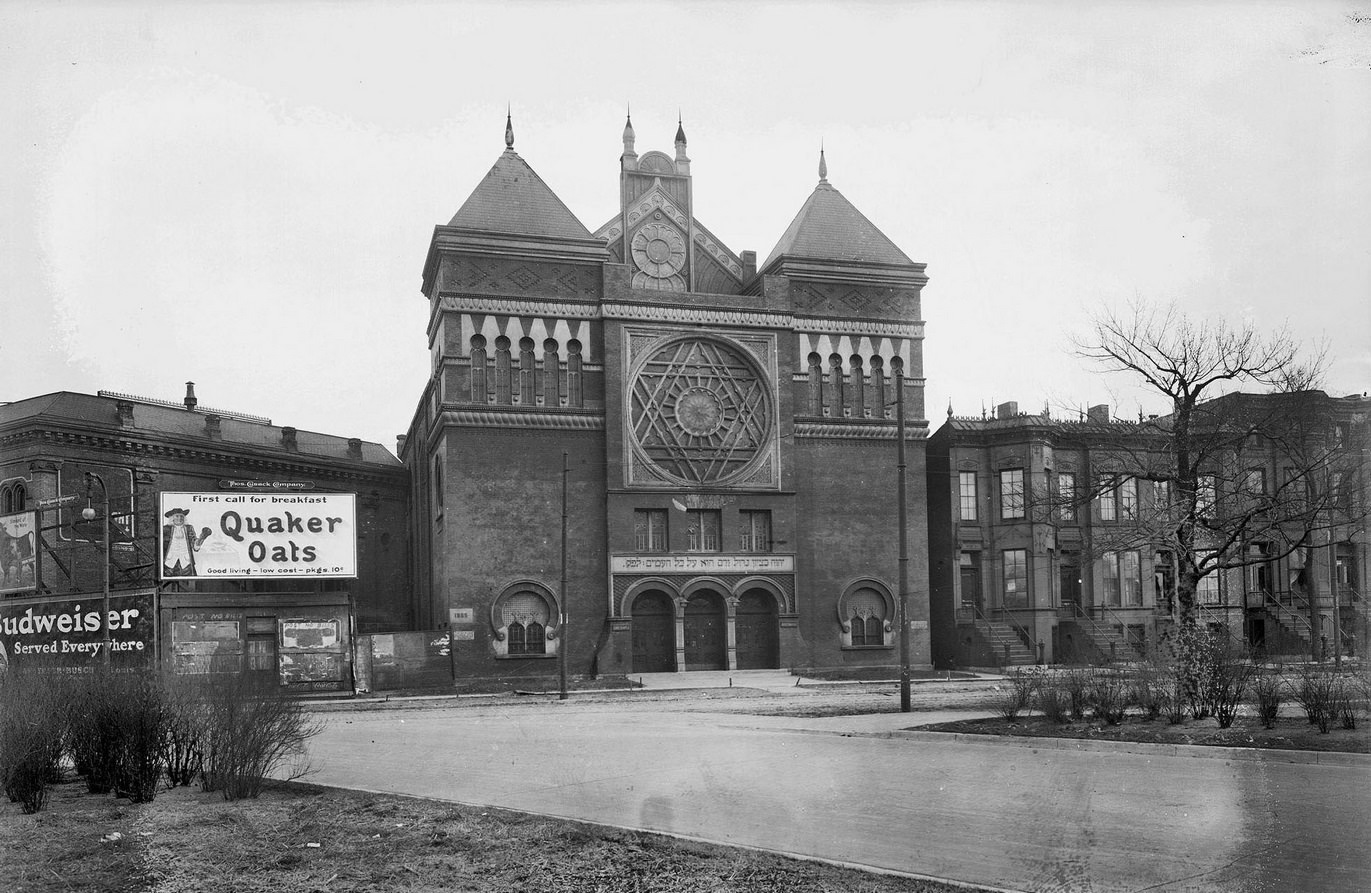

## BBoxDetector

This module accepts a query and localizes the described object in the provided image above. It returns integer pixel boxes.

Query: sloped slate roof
[761,180,913,271]
[448,149,594,240]
[0,392,401,466]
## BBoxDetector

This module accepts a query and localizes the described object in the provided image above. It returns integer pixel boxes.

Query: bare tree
[1070,302,1362,653]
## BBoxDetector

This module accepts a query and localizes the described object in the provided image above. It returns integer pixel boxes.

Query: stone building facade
[403,116,931,680]
[927,393,1369,668]
[0,387,409,690]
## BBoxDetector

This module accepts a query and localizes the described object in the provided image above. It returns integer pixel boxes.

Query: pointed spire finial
[504,106,514,149]
[818,143,828,183]
[675,111,686,146]
[947,400,954,419]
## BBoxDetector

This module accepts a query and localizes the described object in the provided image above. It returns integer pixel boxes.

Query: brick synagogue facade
[402,116,932,680]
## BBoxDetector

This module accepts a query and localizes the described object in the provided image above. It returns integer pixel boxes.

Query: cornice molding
[437,295,601,319]
[794,420,930,441]
[602,302,790,329]
[437,408,606,431]
[794,318,924,339]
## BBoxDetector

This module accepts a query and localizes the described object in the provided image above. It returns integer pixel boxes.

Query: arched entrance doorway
[631,590,676,673]
[735,589,779,669]
[683,590,727,670]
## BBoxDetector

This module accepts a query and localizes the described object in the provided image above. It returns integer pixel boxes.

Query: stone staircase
[1067,614,1139,663]
[1264,600,1314,655]
[968,620,1036,667]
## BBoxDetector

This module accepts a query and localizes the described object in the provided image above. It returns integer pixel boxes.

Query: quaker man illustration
[162,507,211,577]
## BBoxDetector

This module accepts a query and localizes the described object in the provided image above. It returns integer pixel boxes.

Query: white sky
[2,1,1368,452]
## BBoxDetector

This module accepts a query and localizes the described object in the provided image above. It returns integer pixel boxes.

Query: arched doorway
[683,590,727,670]
[631,590,676,673]
[735,589,779,669]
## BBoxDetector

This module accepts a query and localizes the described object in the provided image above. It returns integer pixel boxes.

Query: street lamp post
[81,472,112,667]
[559,451,569,701]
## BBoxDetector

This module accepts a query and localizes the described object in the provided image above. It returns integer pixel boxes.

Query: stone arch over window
[490,580,560,658]
[836,578,895,649]
[680,576,735,610]
[566,339,583,407]
[619,577,681,617]
[850,355,866,418]
[729,576,789,613]
[869,356,886,419]
[470,334,488,403]
[518,337,537,405]
[806,352,824,415]
[542,338,561,407]
[494,336,512,404]
[828,354,845,417]
[1,479,27,514]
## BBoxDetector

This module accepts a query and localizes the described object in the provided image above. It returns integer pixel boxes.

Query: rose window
[629,337,772,485]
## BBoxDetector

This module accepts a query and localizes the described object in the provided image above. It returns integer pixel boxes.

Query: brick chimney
[204,414,222,440]
[741,250,757,281]
[1087,404,1111,424]
[996,401,1019,420]
[281,426,298,451]
[347,437,363,459]
[184,382,198,410]
[115,400,135,427]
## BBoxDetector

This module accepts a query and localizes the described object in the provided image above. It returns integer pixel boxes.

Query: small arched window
[807,352,824,416]
[828,354,845,417]
[542,339,561,407]
[518,337,536,405]
[494,336,512,404]
[850,355,866,418]
[566,340,583,408]
[869,356,886,419]
[470,335,488,403]
[494,585,556,657]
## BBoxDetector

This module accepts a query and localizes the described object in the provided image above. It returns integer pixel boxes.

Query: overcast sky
[3,1,1367,452]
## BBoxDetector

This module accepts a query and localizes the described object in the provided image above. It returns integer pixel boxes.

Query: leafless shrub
[159,673,207,787]
[1291,665,1340,732]
[1038,678,1072,724]
[994,669,1039,721]
[1200,642,1256,730]
[0,670,66,814]
[1089,673,1129,725]
[1130,662,1166,721]
[199,673,323,800]
[1060,666,1093,720]
[1251,669,1283,729]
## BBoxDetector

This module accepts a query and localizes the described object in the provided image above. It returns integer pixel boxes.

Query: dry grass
[919,712,1371,753]
[1,778,983,893]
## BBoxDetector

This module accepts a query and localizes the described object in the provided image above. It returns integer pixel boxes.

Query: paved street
[304,675,1370,893]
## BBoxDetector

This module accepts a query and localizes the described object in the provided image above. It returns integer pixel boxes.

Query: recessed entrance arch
[631,590,676,673]
[735,589,780,669]
[683,590,727,670]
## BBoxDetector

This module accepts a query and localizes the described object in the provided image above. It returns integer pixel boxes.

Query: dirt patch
[1,777,989,893]
[916,713,1371,753]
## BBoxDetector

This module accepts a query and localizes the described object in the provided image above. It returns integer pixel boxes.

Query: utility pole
[896,364,911,712]
[559,451,569,700]
[81,473,112,667]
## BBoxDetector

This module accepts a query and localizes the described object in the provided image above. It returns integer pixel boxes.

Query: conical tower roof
[447,148,594,241]
[761,168,912,272]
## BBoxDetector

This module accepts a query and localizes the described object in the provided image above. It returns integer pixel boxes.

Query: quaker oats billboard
[158,492,356,579]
